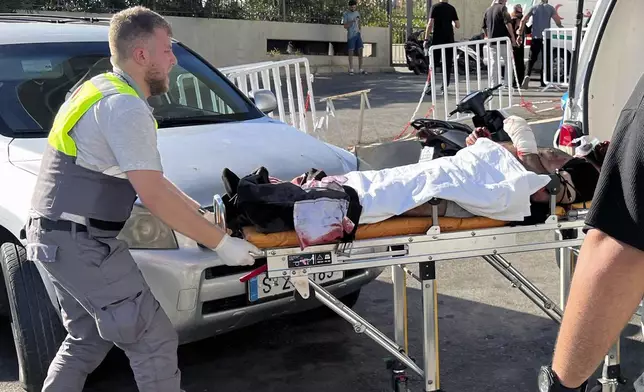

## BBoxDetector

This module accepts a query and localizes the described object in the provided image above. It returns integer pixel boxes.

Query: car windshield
[0,41,263,138]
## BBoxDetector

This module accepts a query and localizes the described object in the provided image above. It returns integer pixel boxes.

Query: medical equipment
[213,174,623,392]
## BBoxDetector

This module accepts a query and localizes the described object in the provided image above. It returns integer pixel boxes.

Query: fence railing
[427,37,513,121]
[392,44,406,65]
[221,58,317,134]
[541,27,588,90]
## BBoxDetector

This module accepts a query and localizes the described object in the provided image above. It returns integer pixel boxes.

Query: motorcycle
[411,84,511,159]
[405,30,429,75]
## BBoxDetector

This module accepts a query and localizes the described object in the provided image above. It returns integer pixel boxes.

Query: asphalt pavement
[303,69,567,149]
[2,71,643,392]
[3,244,644,392]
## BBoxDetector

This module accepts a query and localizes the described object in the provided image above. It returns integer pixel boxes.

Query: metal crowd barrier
[541,27,588,91]
[220,58,317,133]
[427,37,514,121]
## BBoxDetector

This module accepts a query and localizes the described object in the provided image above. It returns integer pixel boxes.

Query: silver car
[0,15,380,391]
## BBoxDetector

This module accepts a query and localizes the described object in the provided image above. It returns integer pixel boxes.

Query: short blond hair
[108,6,173,64]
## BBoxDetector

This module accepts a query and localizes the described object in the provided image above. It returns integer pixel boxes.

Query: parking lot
[2,71,644,392]
[306,70,567,148]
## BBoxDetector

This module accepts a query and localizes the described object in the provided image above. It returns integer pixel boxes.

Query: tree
[2,0,413,28]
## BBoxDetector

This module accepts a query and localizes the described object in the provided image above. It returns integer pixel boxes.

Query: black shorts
[584,74,644,252]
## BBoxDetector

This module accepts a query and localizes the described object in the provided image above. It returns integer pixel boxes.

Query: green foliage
[0,0,24,12]
[3,0,428,29]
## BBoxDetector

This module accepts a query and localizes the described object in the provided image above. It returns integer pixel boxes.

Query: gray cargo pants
[25,217,181,392]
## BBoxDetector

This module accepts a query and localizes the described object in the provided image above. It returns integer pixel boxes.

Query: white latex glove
[503,115,538,156]
[214,234,262,266]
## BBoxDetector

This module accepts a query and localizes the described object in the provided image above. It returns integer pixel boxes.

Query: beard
[145,66,169,96]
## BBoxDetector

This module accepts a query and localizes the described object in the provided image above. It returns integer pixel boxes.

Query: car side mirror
[250,89,278,114]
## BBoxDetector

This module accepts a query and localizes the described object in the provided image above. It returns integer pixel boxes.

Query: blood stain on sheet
[294,198,351,249]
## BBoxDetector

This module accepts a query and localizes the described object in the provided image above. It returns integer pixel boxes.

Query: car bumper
[131,245,383,344]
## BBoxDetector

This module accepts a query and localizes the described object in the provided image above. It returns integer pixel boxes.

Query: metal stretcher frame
[214,188,625,392]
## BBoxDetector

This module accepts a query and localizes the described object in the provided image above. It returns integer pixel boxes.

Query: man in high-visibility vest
[25,6,261,392]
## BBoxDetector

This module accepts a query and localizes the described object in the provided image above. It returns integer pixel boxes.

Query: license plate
[248,271,344,302]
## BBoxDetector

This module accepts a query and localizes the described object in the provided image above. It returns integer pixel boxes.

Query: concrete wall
[168,17,390,72]
[448,0,491,41]
[30,11,390,73]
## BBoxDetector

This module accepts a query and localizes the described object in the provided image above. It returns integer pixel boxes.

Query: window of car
[0,40,264,138]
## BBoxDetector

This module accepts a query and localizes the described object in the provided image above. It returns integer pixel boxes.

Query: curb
[310,65,398,75]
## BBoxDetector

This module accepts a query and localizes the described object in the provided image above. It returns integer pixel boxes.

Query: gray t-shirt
[528,3,556,39]
[70,69,163,180]
[342,10,361,38]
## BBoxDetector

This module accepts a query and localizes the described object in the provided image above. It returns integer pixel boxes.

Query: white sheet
[328,138,552,224]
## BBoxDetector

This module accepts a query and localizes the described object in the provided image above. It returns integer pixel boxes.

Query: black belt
[34,217,126,233]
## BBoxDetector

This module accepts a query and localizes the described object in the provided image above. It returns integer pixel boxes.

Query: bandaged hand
[466,127,492,146]
[214,234,262,266]
[503,115,537,156]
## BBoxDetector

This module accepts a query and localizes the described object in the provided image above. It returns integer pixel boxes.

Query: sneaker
[349,69,355,75]
[359,69,368,75]
[521,76,530,89]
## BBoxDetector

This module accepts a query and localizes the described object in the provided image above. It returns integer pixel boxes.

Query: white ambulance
[506,0,598,85]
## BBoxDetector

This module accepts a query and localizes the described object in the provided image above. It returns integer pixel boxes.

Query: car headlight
[117,205,178,249]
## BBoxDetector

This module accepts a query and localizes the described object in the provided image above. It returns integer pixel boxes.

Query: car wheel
[0,267,9,320]
[549,49,571,84]
[0,228,17,319]
[1,242,66,392]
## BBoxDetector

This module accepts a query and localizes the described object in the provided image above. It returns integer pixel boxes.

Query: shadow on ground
[278,72,564,111]
[270,71,564,148]
[2,275,644,392]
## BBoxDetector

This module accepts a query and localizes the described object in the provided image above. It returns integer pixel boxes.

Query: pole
[282,0,286,22]
[406,0,413,39]
[567,0,585,102]
[388,0,393,66]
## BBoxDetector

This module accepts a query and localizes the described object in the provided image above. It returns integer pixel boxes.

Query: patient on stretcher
[222,116,607,249]
[405,116,606,219]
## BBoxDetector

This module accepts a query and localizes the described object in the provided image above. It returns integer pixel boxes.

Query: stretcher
[214,175,624,392]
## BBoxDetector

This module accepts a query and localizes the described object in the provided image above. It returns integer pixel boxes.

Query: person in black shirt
[482,0,518,87]
[510,4,525,89]
[423,0,460,91]
[538,73,644,391]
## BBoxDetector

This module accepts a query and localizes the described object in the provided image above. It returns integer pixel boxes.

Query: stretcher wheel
[387,357,411,392]
[393,376,409,392]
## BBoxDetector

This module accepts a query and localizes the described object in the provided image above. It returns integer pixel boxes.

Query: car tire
[0,229,17,320]
[548,49,572,85]
[0,268,9,320]
[1,242,66,392]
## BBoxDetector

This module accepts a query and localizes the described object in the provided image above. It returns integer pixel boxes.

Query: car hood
[7,118,356,206]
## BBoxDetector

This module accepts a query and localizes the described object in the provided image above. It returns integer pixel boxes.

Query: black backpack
[221,167,362,241]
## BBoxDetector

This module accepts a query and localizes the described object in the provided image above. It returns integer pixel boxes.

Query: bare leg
[552,229,644,388]
[357,48,363,71]
[348,50,354,72]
